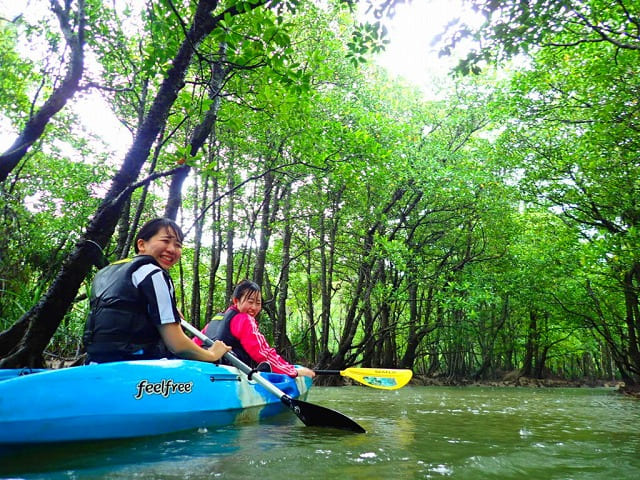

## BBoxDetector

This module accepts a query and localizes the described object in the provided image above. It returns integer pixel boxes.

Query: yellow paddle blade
[340,368,413,390]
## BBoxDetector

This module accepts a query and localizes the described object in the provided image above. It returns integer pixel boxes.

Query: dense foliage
[0,0,638,388]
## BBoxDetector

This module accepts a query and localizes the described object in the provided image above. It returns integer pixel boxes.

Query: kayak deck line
[0,359,312,445]
[207,375,242,382]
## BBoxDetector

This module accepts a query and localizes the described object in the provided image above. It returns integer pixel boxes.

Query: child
[196,280,315,378]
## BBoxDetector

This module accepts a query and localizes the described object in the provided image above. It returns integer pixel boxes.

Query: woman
[195,279,315,378]
[83,217,231,364]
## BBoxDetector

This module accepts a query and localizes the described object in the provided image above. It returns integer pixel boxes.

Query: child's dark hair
[232,279,261,302]
[134,218,184,253]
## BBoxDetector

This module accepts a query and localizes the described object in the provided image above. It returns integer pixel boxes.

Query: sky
[0,0,480,155]
[367,0,482,96]
[374,1,456,80]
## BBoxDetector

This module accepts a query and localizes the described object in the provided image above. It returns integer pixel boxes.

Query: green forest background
[1,0,639,391]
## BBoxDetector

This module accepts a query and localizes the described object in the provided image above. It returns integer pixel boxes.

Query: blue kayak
[0,359,312,445]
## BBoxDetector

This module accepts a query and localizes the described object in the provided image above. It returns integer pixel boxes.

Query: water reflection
[0,426,240,478]
[1,386,639,479]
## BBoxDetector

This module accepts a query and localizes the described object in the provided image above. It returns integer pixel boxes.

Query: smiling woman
[82,217,232,365]
[134,217,184,271]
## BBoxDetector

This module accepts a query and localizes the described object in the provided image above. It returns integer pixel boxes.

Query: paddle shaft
[180,320,291,397]
[180,319,366,432]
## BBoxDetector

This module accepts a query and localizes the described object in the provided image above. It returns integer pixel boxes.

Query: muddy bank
[411,374,623,389]
[409,371,640,397]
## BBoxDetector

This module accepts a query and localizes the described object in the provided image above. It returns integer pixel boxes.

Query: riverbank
[49,355,639,397]
[409,372,640,397]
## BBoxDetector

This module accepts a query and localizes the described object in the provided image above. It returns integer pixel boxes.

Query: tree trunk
[379,266,395,368]
[0,0,236,367]
[328,186,407,370]
[0,0,86,181]
[190,179,204,326]
[317,205,331,365]
[253,170,273,289]
[225,161,235,301]
[622,268,640,379]
[360,297,376,368]
[205,173,222,321]
[401,282,436,370]
[305,233,317,364]
[474,297,508,380]
[522,309,538,377]
[274,185,294,360]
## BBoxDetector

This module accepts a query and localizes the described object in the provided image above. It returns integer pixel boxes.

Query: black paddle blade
[281,397,366,433]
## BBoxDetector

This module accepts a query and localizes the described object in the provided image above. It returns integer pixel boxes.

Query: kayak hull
[0,359,311,445]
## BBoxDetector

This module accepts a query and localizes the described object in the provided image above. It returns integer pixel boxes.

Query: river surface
[1,386,639,479]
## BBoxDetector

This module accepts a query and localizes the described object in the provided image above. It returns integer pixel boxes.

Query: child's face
[234,291,262,318]
[136,227,182,270]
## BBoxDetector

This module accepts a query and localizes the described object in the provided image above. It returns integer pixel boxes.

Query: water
[1,386,639,479]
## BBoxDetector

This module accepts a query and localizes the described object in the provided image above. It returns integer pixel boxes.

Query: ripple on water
[2,386,639,480]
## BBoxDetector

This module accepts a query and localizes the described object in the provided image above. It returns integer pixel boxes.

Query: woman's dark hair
[134,218,184,253]
[232,279,261,302]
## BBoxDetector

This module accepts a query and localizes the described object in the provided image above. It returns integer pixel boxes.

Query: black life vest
[203,308,256,368]
[82,256,171,363]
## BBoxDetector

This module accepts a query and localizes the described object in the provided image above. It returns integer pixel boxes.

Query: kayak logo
[134,379,193,399]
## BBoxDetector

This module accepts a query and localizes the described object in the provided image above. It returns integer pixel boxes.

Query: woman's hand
[207,339,232,361]
[159,323,231,363]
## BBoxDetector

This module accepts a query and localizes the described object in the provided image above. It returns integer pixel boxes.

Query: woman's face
[136,227,182,270]
[234,290,262,318]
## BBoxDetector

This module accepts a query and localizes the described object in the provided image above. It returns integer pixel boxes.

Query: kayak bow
[0,359,312,445]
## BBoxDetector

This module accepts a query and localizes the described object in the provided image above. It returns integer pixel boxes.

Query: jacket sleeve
[230,313,298,377]
[192,326,206,347]
[133,264,181,326]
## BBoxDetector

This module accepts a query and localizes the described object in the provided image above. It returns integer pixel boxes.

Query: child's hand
[296,366,315,378]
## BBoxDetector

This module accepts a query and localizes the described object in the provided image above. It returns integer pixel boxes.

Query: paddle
[315,367,413,390]
[181,320,366,433]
